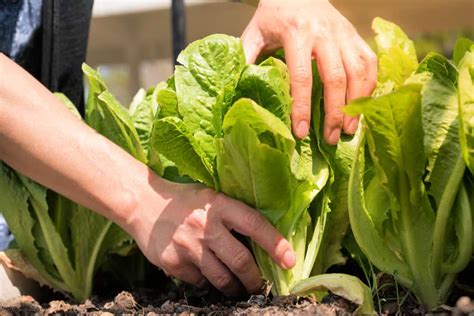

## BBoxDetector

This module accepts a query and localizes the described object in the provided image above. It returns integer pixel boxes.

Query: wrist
[116,170,171,241]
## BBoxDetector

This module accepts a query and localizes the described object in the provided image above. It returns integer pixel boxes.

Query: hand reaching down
[127,179,296,296]
[242,0,377,144]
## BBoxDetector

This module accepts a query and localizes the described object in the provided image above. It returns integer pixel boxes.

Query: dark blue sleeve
[0,1,42,62]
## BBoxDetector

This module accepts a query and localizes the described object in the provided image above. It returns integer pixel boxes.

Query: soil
[0,292,358,315]
[0,279,359,316]
[1,256,473,315]
[1,280,473,316]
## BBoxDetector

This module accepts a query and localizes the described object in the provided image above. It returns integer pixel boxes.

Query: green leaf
[453,37,473,66]
[84,65,147,163]
[457,48,474,174]
[346,86,440,308]
[222,98,295,153]
[90,91,147,163]
[314,134,360,273]
[291,274,375,315]
[154,81,179,119]
[175,34,246,139]
[347,136,412,286]
[15,173,82,299]
[0,163,67,292]
[406,53,460,207]
[54,92,82,120]
[372,17,418,91]
[129,90,155,154]
[150,116,215,187]
[128,88,147,115]
[217,118,293,224]
[346,85,426,213]
[0,162,135,302]
[236,57,292,127]
[69,204,132,301]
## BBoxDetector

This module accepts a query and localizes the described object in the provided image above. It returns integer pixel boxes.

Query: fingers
[356,38,378,95]
[208,225,264,294]
[198,249,243,296]
[314,42,347,145]
[221,200,296,270]
[159,245,207,288]
[340,38,378,134]
[241,23,264,64]
[283,36,313,139]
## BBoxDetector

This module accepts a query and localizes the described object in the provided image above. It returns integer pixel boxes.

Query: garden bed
[2,268,473,315]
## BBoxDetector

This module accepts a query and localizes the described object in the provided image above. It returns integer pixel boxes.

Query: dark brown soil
[1,291,356,315]
[1,258,473,315]
[1,285,473,315]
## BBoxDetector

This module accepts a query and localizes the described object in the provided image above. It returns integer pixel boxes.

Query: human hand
[126,178,296,296]
[242,0,377,144]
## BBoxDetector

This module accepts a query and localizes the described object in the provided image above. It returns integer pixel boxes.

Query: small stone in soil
[47,300,73,314]
[247,295,266,306]
[456,296,474,313]
[114,291,137,310]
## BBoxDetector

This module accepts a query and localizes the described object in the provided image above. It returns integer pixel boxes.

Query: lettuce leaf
[372,17,418,91]
[83,64,148,165]
[457,46,474,174]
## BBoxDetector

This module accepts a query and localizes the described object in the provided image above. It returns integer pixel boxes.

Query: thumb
[241,23,264,64]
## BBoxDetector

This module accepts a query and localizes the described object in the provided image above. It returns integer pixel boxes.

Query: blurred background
[87,0,474,105]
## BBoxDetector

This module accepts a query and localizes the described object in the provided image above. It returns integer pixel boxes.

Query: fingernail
[327,128,341,145]
[296,120,309,139]
[347,119,358,135]
[282,250,296,269]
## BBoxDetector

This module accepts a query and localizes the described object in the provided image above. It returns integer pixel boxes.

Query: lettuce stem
[431,154,466,285]
[441,183,472,274]
[398,172,437,309]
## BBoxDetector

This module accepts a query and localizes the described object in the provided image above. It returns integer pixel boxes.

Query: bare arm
[0,53,146,226]
[0,54,295,295]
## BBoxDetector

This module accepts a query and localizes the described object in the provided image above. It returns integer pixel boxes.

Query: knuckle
[199,187,219,203]
[160,252,180,272]
[292,100,308,112]
[211,192,228,207]
[351,64,366,80]
[292,66,312,87]
[368,54,377,66]
[185,210,207,230]
[231,249,253,272]
[214,272,234,291]
[326,69,346,88]
[327,109,344,126]
[244,210,267,233]
[365,49,377,65]
[288,17,310,31]
[171,229,196,250]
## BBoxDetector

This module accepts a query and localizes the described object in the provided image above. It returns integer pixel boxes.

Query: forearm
[0,54,165,229]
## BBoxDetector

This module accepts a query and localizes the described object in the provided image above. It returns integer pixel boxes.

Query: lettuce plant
[148,34,357,295]
[345,18,473,309]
